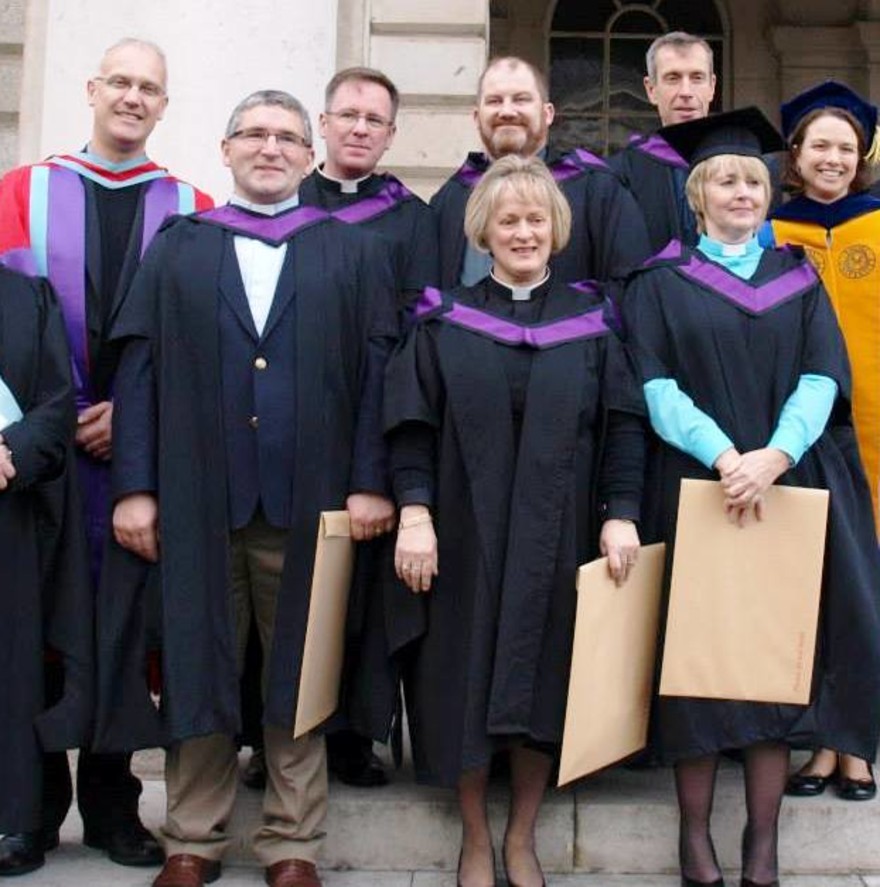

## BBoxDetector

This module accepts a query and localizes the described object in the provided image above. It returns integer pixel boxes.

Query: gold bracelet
[399,513,433,530]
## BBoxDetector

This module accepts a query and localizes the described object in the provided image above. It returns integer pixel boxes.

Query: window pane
[612,10,664,35]
[550,115,604,156]
[552,0,617,32]
[658,0,723,34]
[609,38,653,112]
[550,38,604,116]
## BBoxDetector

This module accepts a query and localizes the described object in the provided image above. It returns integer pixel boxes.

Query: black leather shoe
[741,879,779,887]
[328,748,388,788]
[0,832,46,877]
[682,878,725,886]
[83,816,164,866]
[837,764,877,801]
[243,747,267,790]
[784,768,836,797]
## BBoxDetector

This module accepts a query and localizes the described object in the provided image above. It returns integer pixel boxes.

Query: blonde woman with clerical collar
[385,154,645,887]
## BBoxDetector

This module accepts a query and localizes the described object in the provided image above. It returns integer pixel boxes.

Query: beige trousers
[161,513,328,866]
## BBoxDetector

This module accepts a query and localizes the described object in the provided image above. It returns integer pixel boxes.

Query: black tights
[675,742,788,884]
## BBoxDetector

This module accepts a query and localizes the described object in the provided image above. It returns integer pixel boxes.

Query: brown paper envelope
[558,543,666,786]
[659,479,828,705]
[293,510,355,739]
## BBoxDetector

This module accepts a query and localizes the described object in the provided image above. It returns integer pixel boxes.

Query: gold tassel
[866,125,880,165]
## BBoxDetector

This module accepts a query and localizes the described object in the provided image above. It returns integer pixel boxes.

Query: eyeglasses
[93,75,166,99]
[324,110,393,131]
[228,129,311,150]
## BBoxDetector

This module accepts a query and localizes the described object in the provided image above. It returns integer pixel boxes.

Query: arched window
[549,0,728,155]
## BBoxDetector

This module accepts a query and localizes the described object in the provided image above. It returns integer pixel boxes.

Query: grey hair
[645,32,714,83]
[224,90,313,145]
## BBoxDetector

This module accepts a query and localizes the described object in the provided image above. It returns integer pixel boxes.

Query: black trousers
[42,662,142,833]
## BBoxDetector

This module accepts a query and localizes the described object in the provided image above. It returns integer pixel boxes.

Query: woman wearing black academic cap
[622,108,880,887]
[764,81,880,802]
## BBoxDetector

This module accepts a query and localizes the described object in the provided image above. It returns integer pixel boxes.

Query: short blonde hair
[685,154,771,234]
[464,155,572,254]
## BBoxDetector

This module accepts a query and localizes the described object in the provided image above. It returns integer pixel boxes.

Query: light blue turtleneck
[642,234,837,468]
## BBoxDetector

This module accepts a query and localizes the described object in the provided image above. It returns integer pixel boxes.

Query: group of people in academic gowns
[383,95,880,887]
[2,47,880,887]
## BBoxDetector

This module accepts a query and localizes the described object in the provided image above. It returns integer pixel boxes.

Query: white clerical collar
[699,233,761,258]
[317,164,372,194]
[229,193,300,216]
[490,267,550,301]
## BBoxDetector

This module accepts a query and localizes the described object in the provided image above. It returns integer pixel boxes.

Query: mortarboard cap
[658,107,784,168]
[781,80,878,144]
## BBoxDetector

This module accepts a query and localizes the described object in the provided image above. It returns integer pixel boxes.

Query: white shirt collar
[229,192,300,216]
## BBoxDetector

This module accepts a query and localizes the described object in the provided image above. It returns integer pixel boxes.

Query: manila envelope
[558,543,666,786]
[293,511,355,739]
[659,479,829,706]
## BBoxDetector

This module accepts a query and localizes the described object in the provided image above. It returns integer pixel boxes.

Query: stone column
[339,0,489,198]
[769,25,867,99]
[0,0,27,170]
[857,20,880,106]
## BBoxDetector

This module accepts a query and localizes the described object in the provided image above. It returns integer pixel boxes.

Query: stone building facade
[0,1,878,199]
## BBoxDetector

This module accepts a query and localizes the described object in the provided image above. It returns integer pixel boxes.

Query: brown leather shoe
[265,858,321,887]
[152,854,221,887]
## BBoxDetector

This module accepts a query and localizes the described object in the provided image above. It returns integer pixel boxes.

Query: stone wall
[0,0,25,171]
[338,0,489,199]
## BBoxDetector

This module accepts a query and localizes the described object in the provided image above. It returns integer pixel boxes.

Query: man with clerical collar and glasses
[0,37,212,875]
[105,89,398,887]
[297,65,438,791]
[430,55,650,288]
[610,31,717,250]
[300,66,438,310]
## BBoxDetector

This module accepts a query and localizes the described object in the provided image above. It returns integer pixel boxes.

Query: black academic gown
[609,135,697,252]
[0,268,92,831]
[384,276,645,786]
[299,169,439,309]
[94,207,398,751]
[622,242,880,762]
[430,150,651,288]
[298,170,440,742]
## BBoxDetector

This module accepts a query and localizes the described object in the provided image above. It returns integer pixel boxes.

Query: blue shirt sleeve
[644,377,734,469]
[767,373,838,465]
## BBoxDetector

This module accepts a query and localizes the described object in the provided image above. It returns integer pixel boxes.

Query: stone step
[110,749,880,876]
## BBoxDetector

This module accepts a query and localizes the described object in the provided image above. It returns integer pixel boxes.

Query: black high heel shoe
[741,879,779,887]
[681,877,725,887]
